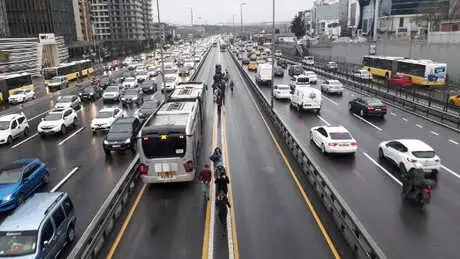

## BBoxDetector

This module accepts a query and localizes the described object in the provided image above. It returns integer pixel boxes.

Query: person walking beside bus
[215,171,229,196]
[198,164,212,200]
[216,191,231,225]
[209,147,223,168]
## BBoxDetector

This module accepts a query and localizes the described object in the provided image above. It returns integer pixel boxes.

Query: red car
[90,76,100,85]
[388,74,412,87]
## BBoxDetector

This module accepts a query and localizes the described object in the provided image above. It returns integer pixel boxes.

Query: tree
[290,12,306,39]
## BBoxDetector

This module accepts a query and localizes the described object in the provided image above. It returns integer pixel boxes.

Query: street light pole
[240,3,246,34]
[270,0,275,109]
[156,0,167,101]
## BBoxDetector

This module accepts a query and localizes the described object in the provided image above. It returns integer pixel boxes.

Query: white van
[289,74,310,90]
[290,87,321,113]
[302,56,315,65]
[255,63,272,85]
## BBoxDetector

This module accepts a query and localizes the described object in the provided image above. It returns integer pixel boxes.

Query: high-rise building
[90,0,154,41]
[73,0,93,42]
[0,0,8,37]
[5,0,77,44]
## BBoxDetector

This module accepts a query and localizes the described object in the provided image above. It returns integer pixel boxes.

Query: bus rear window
[142,135,186,158]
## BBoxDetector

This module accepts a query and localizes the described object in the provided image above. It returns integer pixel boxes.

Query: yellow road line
[202,105,218,259]
[242,80,341,259]
[221,106,240,259]
[106,183,147,259]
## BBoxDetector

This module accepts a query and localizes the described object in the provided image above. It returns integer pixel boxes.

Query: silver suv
[0,192,76,258]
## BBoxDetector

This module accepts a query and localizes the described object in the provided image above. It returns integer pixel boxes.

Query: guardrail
[68,46,212,258]
[229,51,387,259]
[281,56,460,130]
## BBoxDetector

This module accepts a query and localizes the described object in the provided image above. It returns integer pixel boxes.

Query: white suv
[378,139,441,177]
[321,80,344,95]
[303,71,318,84]
[0,113,30,145]
[8,89,36,104]
[122,77,138,88]
[38,108,78,136]
[91,107,126,134]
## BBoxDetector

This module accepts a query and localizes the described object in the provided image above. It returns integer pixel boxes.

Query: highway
[231,51,460,258]
[101,48,353,259]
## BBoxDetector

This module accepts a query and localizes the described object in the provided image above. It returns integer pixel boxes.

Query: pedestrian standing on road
[216,191,231,225]
[209,147,223,168]
[216,90,223,115]
[215,171,229,196]
[198,164,212,200]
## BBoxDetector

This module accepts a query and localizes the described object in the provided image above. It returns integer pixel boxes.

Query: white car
[321,79,344,95]
[136,72,149,82]
[310,126,358,155]
[353,69,372,80]
[162,74,179,91]
[103,85,122,103]
[274,50,282,57]
[184,59,195,70]
[326,61,338,70]
[290,87,321,113]
[123,77,138,88]
[289,75,310,89]
[8,89,36,104]
[38,108,77,136]
[273,84,291,99]
[303,71,318,84]
[0,113,30,145]
[54,95,81,110]
[193,56,201,62]
[378,139,441,176]
[91,107,126,133]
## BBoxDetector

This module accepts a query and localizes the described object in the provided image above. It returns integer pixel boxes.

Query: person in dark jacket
[209,147,223,168]
[216,191,231,225]
[215,171,230,195]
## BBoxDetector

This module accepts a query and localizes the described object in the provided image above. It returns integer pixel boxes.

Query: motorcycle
[402,181,433,207]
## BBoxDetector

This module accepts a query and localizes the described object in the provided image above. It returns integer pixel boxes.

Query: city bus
[43,59,94,83]
[0,73,34,101]
[362,55,447,86]
[138,100,202,184]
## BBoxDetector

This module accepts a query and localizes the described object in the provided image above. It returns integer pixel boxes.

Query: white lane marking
[401,117,408,122]
[390,112,397,116]
[29,110,49,121]
[352,113,383,131]
[50,167,79,192]
[363,152,402,186]
[58,127,85,146]
[430,131,439,136]
[441,165,460,180]
[416,124,423,128]
[11,133,38,149]
[448,139,459,145]
[316,115,331,126]
[321,95,339,106]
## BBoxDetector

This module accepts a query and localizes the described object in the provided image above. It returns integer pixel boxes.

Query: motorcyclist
[402,163,427,197]
[229,80,234,92]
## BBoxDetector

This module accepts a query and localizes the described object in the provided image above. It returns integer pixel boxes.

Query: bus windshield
[44,69,57,80]
[142,135,186,159]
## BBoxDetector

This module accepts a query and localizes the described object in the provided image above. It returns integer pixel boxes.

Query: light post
[186,8,194,26]
[156,0,167,101]
[240,3,246,34]
[232,14,237,38]
[270,0,275,109]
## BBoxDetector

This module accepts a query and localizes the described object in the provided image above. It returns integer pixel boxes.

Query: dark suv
[103,117,141,155]
[121,88,144,106]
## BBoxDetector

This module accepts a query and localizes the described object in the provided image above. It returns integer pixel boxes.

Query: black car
[99,76,111,89]
[120,72,135,83]
[103,117,141,155]
[242,57,250,65]
[277,59,288,69]
[349,97,387,118]
[288,65,303,77]
[78,85,103,101]
[121,88,143,106]
[274,66,284,77]
[140,80,157,94]
[178,67,190,77]
[135,100,159,121]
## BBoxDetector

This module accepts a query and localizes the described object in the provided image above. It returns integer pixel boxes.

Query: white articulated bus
[138,100,202,183]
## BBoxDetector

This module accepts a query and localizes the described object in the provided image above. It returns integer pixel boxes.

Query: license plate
[375,109,381,111]
[304,104,311,106]
[112,145,121,148]
[157,171,176,178]
[339,144,348,146]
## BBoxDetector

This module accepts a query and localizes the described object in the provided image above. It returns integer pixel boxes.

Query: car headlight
[103,140,109,144]
[132,96,138,100]
[3,194,13,201]
[124,138,131,144]
[121,98,126,101]
[90,93,94,96]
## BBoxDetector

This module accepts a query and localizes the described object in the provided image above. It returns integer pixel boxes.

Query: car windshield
[0,122,10,130]
[142,101,157,109]
[106,86,119,92]
[165,77,176,83]
[100,77,109,82]
[412,151,435,158]
[83,87,94,93]
[49,78,61,84]
[97,111,113,119]
[297,77,309,83]
[329,80,341,84]
[277,85,290,90]
[12,90,24,95]
[0,163,23,184]
[0,231,37,256]
[111,123,131,133]
[43,113,62,121]
[137,72,147,76]
[366,99,383,106]
[330,132,353,140]
[59,96,73,102]
[125,89,138,95]
[125,78,136,82]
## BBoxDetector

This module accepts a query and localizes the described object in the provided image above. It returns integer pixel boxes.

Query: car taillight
[434,158,440,162]
[184,160,194,172]
[407,157,417,163]
[328,142,337,146]
[367,106,375,111]
[423,187,430,194]
[351,142,358,146]
[381,106,387,110]
[139,163,148,175]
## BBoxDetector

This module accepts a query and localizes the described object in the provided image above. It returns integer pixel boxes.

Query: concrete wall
[307,40,460,83]
[428,31,460,43]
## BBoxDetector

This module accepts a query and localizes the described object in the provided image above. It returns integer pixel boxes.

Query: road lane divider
[51,167,80,192]
[322,95,339,106]
[29,110,50,121]
[11,133,38,149]
[362,152,402,186]
[228,50,387,259]
[58,127,85,146]
[441,165,460,180]
[352,114,383,132]
[317,115,331,126]
[448,139,458,145]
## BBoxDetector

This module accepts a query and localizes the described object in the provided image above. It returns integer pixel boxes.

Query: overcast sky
[156,0,315,25]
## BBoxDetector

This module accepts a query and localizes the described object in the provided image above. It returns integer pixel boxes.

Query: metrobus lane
[223,54,352,259]
[243,60,460,258]
[0,90,153,243]
[100,49,217,259]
